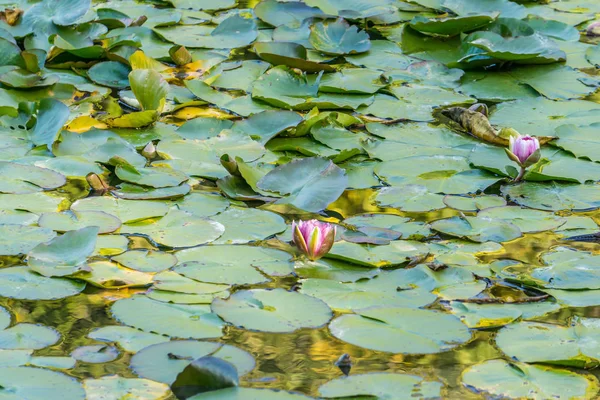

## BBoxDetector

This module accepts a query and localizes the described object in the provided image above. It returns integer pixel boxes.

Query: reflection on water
[2,188,600,399]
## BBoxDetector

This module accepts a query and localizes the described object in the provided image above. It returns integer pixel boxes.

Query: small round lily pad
[72,345,119,363]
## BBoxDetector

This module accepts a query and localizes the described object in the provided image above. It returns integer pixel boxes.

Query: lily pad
[461,360,599,400]
[0,367,86,400]
[257,157,348,213]
[111,295,225,339]
[71,196,169,223]
[28,226,99,277]
[38,211,121,233]
[88,61,131,88]
[112,250,177,273]
[0,225,56,256]
[496,319,600,368]
[84,376,171,400]
[501,182,600,212]
[0,266,85,300]
[130,340,254,385]
[88,326,169,353]
[175,245,293,284]
[319,373,443,399]
[211,289,333,333]
[329,306,471,353]
[0,161,66,194]
[309,18,371,55]
[72,345,119,363]
[211,207,286,244]
[0,323,60,350]
[120,209,224,248]
[431,215,522,243]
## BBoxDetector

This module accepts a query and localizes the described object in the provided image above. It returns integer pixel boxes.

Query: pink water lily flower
[505,134,541,182]
[509,135,540,165]
[292,219,336,261]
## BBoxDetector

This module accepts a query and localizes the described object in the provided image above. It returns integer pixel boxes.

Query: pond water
[1,0,600,399]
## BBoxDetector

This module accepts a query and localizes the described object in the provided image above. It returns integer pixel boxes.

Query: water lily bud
[142,141,156,159]
[86,173,110,192]
[587,21,600,36]
[506,134,540,167]
[292,219,336,261]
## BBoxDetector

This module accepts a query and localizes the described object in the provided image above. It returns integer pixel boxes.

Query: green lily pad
[0,161,66,194]
[74,260,154,289]
[130,340,254,385]
[329,306,471,353]
[72,345,119,363]
[120,209,224,248]
[152,271,230,295]
[175,245,293,284]
[319,68,386,94]
[71,197,169,223]
[111,295,225,339]
[88,326,169,353]
[0,323,60,350]
[496,318,600,368]
[299,278,436,311]
[319,373,443,399]
[255,0,324,27]
[0,193,64,214]
[410,14,496,37]
[38,210,122,233]
[112,183,191,200]
[211,207,286,244]
[478,206,566,234]
[443,195,506,211]
[112,250,177,273]
[0,266,85,300]
[83,376,171,400]
[115,162,188,188]
[88,61,131,89]
[461,360,599,400]
[0,225,56,256]
[554,123,600,162]
[376,185,446,212]
[431,215,522,243]
[501,182,600,212]
[0,367,86,400]
[188,388,313,399]
[253,42,335,73]
[257,157,348,213]
[154,14,257,49]
[129,69,168,112]
[309,18,371,55]
[28,226,99,277]
[211,288,333,333]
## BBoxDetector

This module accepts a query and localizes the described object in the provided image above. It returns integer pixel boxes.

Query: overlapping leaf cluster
[0,0,599,398]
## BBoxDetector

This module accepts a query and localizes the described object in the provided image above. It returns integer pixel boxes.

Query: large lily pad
[329,306,471,353]
[257,157,348,212]
[319,373,442,399]
[0,367,86,400]
[0,225,56,255]
[130,340,254,385]
[309,18,371,55]
[211,289,333,333]
[111,295,225,339]
[120,209,224,248]
[461,360,599,400]
[0,266,85,300]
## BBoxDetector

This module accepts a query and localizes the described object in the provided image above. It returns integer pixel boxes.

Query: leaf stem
[514,166,526,182]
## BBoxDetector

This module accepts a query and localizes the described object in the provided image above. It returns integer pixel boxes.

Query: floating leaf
[28,226,99,277]
[38,210,121,233]
[120,209,224,248]
[461,360,599,400]
[309,18,371,55]
[130,340,254,385]
[0,225,56,256]
[0,323,60,350]
[84,376,171,400]
[212,289,333,333]
[257,157,348,213]
[88,326,169,353]
[72,345,119,363]
[0,367,86,400]
[0,266,85,300]
[112,295,225,339]
[319,373,442,399]
[329,306,471,353]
